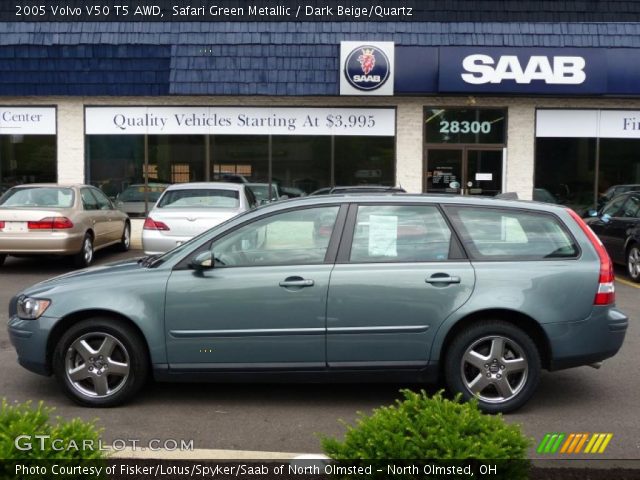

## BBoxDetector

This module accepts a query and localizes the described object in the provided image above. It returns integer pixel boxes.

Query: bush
[0,399,105,478]
[322,390,530,478]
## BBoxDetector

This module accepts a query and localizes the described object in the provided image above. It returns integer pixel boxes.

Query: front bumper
[7,315,57,376]
[544,306,628,371]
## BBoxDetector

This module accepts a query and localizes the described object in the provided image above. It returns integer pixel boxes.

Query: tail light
[143,217,170,231]
[27,217,74,230]
[0,221,4,229]
[566,208,615,305]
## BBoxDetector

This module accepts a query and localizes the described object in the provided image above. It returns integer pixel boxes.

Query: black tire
[118,222,131,252]
[74,233,94,268]
[627,244,640,282]
[52,318,149,407]
[444,320,540,414]
[0,254,6,267]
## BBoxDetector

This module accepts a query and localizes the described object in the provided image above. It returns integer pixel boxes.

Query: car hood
[21,258,146,295]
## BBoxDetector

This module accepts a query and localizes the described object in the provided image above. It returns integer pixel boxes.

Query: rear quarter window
[445,206,579,260]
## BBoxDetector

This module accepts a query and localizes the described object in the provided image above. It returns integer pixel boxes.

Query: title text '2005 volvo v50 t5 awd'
[8,194,628,413]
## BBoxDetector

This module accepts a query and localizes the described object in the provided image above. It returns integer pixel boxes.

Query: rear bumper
[0,231,84,255]
[544,306,628,371]
[142,231,193,255]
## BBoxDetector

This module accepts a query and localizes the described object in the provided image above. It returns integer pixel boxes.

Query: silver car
[142,182,255,254]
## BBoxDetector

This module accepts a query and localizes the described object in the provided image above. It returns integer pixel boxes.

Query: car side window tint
[621,196,640,218]
[80,188,99,211]
[349,205,452,263]
[447,207,578,260]
[210,206,339,267]
[602,195,627,217]
[91,188,113,210]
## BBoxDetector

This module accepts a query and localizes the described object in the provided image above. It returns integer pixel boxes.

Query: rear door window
[349,205,453,263]
[445,206,578,260]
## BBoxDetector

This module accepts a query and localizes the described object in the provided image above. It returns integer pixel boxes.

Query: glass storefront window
[211,135,268,184]
[87,135,145,199]
[148,135,206,184]
[272,136,331,196]
[88,134,395,201]
[599,139,640,194]
[534,137,596,214]
[334,136,395,187]
[0,135,56,194]
[425,108,506,144]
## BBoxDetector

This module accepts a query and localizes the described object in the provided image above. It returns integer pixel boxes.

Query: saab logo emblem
[345,45,390,91]
[537,432,613,454]
[461,54,586,85]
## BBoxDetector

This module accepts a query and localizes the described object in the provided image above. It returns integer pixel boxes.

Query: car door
[326,203,475,368]
[608,194,640,264]
[164,204,346,369]
[80,188,110,247]
[90,187,124,243]
[590,194,629,263]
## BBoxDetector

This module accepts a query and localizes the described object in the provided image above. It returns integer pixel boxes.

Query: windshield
[0,187,75,208]
[119,185,167,202]
[157,188,240,209]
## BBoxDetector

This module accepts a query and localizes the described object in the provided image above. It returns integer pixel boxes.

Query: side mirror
[190,251,214,271]
[279,195,289,200]
[588,209,598,217]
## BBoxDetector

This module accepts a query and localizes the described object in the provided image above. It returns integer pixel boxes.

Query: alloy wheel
[64,332,130,398]
[628,246,640,281]
[460,335,529,404]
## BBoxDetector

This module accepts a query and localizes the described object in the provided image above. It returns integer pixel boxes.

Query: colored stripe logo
[537,433,613,454]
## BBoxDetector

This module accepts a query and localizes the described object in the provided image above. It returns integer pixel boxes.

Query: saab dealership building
[2,1,640,215]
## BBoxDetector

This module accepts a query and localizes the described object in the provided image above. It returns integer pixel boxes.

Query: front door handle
[279,277,315,288]
[426,273,461,285]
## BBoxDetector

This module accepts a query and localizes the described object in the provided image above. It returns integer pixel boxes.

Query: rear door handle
[279,277,315,288]
[426,274,461,285]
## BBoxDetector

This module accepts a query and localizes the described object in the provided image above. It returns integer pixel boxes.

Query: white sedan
[142,182,256,254]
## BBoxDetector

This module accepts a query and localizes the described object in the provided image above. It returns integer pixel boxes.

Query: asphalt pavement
[0,249,638,459]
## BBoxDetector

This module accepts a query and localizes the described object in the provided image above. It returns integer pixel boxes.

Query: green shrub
[322,390,530,479]
[0,398,105,479]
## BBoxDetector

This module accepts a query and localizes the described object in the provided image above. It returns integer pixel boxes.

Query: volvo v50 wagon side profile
[8,195,628,412]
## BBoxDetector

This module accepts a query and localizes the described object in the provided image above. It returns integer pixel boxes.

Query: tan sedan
[0,184,130,268]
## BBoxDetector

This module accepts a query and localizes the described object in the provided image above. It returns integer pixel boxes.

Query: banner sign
[85,107,395,136]
[537,109,640,139]
[0,107,56,135]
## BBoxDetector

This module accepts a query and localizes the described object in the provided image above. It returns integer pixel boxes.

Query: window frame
[335,202,467,264]
[442,205,582,262]
[173,203,349,270]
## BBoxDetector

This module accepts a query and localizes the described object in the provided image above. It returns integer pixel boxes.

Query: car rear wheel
[444,320,540,413]
[118,223,131,252]
[627,245,640,282]
[53,318,148,407]
[74,233,94,268]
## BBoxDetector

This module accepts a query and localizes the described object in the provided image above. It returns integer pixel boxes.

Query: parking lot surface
[0,249,638,458]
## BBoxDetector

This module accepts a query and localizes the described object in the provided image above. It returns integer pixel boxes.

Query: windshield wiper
[137,254,159,267]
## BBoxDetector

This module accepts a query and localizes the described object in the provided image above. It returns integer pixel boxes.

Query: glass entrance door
[425,149,463,194]
[425,148,503,196]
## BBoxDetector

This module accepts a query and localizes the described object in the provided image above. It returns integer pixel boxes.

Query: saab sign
[461,55,586,85]
[439,47,606,94]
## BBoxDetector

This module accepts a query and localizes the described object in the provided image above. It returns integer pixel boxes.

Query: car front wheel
[444,320,540,413]
[53,318,149,407]
[627,245,640,282]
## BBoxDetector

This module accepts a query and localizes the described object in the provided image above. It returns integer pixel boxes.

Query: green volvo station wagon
[8,194,628,412]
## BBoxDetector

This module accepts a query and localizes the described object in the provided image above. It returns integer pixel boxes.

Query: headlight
[16,296,51,320]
